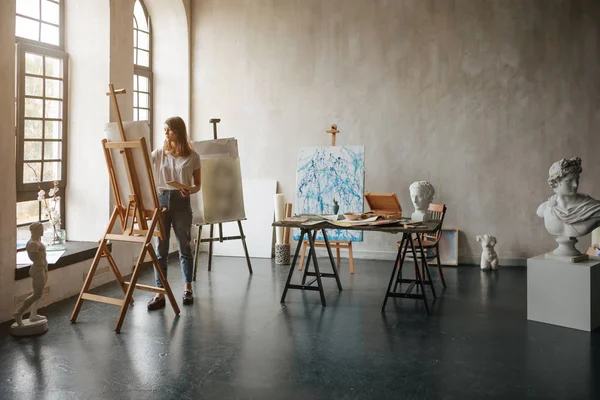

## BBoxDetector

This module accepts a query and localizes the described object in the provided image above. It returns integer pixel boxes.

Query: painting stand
[70,84,180,333]
[298,124,356,274]
[192,118,252,280]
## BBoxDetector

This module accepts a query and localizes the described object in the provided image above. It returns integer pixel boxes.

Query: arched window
[133,0,152,143]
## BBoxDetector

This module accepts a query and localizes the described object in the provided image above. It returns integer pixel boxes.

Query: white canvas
[212,179,277,258]
[105,121,156,211]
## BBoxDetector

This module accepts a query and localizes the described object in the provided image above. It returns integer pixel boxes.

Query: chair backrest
[423,203,447,243]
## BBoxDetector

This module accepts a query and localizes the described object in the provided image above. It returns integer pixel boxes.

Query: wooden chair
[397,203,447,288]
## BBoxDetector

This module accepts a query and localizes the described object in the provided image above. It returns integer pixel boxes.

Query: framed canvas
[428,228,459,266]
[294,146,365,242]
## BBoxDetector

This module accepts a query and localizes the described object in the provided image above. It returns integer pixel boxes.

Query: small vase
[332,203,340,215]
[44,227,66,250]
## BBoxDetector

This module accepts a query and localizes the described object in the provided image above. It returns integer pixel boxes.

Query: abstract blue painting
[294,146,365,241]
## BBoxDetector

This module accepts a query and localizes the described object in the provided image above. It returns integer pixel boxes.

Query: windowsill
[15,241,110,281]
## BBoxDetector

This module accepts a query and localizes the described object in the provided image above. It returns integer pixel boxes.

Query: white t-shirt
[151,148,201,192]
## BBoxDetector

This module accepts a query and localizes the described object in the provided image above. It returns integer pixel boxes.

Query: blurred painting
[200,157,245,224]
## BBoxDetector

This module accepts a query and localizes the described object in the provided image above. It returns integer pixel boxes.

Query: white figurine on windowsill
[476,234,499,271]
[409,181,435,222]
[11,222,49,336]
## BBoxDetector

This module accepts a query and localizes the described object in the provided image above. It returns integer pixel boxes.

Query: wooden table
[272,220,442,314]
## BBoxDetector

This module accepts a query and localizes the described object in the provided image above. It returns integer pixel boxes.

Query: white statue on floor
[11,222,49,336]
[536,157,600,262]
[476,234,498,271]
[409,181,435,222]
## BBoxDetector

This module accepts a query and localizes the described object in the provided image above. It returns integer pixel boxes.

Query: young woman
[148,116,201,310]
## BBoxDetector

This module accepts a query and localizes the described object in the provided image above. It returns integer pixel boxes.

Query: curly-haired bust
[537,157,600,259]
[409,181,435,222]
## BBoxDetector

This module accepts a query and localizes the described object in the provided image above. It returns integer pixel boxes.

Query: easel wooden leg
[146,243,180,315]
[237,220,253,274]
[71,208,120,323]
[70,242,106,323]
[208,224,214,272]
[104,246,134,305]
[192,224,202,281]
[321,229,343,291]
[348,242,355,274]
[298,241,308,271]
[116,257,143,333]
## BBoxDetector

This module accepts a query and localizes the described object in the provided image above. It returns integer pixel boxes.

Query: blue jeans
[154,190,194,287]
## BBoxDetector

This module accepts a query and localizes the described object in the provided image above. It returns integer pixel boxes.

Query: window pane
[45,120,62,139]
[137,49,149,67]
[43,161,61,181]
[133,76,138,90]
[133,108,139,121]
[25,76,44,97]
[134,1,148,31]
[138,76,148,91]
[138,109,149,121]
[25,97,43,118]
[138,31,149,51]
[45,99,62,118]
[25,53,44,75]
[133,93,138,107]
[17,0,40,19]
[41,23,60,46]
[133,48,138,65]
[45,56,62,78]
[138,93,149,108]
[41,0,60,24]
[17,200,41,225]
[24,162,42,183]
[16,16,40,42]
[133,29,137,48]
[24,119,43,139]
[44,141,62,159]
[24,141,43,161]
[45,78,63,99]
[17,226,33,250]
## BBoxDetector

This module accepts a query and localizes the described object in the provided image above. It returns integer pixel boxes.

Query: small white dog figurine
[476,234,498,271]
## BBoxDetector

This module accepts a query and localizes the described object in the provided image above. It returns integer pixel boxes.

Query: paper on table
[17,250,65,266]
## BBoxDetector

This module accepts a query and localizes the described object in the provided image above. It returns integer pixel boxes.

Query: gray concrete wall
[191,0,600,264]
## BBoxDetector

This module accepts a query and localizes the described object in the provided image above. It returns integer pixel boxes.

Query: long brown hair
[163,116,193,157]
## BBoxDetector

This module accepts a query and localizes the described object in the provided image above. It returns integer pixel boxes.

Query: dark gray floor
[1,255,599,400]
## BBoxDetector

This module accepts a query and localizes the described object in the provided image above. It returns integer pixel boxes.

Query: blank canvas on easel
[105,121,154,209]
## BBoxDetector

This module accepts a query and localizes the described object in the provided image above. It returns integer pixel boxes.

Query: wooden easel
[191,118,252,280]
[70,84,180,333]
[298,124,356,274]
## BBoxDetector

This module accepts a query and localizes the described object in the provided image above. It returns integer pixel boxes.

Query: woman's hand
[179,188,190,197]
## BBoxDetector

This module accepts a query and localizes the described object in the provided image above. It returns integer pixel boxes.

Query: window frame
[133,0,153,147]
[15,0,68,238]
[15,0,65,51]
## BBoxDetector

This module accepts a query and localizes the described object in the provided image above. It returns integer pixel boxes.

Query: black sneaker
[183,291,193,305]
[147,296,166,311]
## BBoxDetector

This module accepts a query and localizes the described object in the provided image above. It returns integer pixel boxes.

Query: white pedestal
[10,318,48,336]
[527,255,600,332]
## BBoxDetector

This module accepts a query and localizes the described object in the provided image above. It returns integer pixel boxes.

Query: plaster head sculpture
[536,157,600,262]
[476,234,498,271]
[409,181,435,222]
[11,222,49,336]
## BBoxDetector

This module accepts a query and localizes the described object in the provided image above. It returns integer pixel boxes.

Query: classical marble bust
[536,157,600,261]
[409,181,435,222]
